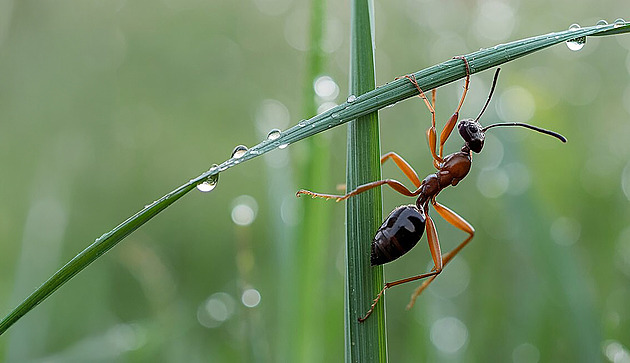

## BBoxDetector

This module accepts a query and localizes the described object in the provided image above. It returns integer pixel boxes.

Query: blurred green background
[1,0,630,362]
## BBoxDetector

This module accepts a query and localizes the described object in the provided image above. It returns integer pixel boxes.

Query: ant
[296,57,567,322]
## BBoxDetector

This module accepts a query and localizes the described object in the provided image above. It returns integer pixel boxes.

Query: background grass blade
[292,0,332,361]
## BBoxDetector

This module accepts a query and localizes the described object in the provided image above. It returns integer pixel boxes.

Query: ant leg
[380,152,422,188]
[359,214,443,322]
[307,152,421,196]
[406,199,474,310]
[297,178,421,202]
[402,74,442,167]
[358,269,439,322]
[438,56,471,158]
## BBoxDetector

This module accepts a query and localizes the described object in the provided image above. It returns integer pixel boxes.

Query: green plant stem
[293,0,330,361]
[345,0,386,361]
[1,21,629,336]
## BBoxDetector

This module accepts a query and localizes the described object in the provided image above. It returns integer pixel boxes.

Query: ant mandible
[296,57,567,322]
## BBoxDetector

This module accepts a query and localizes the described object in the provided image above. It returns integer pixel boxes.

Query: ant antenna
[474,68,501,122]
[482,122,567,143]
[474,67,566,143]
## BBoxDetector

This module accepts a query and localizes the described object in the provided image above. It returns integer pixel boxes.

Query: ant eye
[468,125,478,133]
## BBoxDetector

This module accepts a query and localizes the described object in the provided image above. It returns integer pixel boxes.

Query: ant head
[456,68,501,153]
[458,119,485,153]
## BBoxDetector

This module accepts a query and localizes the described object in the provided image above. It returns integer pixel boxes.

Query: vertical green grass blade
[293,0,331,361]
[345,0,386,361]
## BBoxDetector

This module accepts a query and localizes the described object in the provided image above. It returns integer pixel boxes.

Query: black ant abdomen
[371,205,426,266]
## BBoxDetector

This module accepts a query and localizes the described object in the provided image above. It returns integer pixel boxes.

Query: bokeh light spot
[313,75,339,101]
[512,342,540,363]
[242,288,261,308]
[550,217,581,246]
[197,292,236,329]
[477,168,509,198]
[231,195,258,226]
[497,86,535,124]
[430,316,468,354]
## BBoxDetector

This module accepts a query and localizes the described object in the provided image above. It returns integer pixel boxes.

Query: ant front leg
[337,151,422,194]
[437,56,471,159]
[298,152,425,201]
[406,198,474,310]
[297,178,422,202]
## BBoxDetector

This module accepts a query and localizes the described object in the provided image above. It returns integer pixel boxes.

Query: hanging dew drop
[566,24,585,51]
[197,179,217,192]
[231,145,248,158]
[278,143,289,149]
[197,167,219,193]
[566,37,586,51]
[267,129,281,141]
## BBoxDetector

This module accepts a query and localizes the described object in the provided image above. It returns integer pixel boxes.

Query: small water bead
[197,167,219,193]
[267,128,281,141]
[278,143,289,149]
[566,37,586,51]
[566,24,585,51]
[597,20,608,26]
[298,119,307,127]
[346,94,357,103]
[614,18,626,28]
[231,145,248,158]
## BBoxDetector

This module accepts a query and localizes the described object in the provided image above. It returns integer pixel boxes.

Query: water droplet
[346,94,357,103]
[596,20,608,26]
[267,129,281,140]
[614,18,626,28]
[566,36,586,51]
[197,177,218,192]
[278,143,289,149]
[298,119,307,127]
[566,24,585,51]
[231,145,248,158]
[197,166,219,193]
[331,112,339,119]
